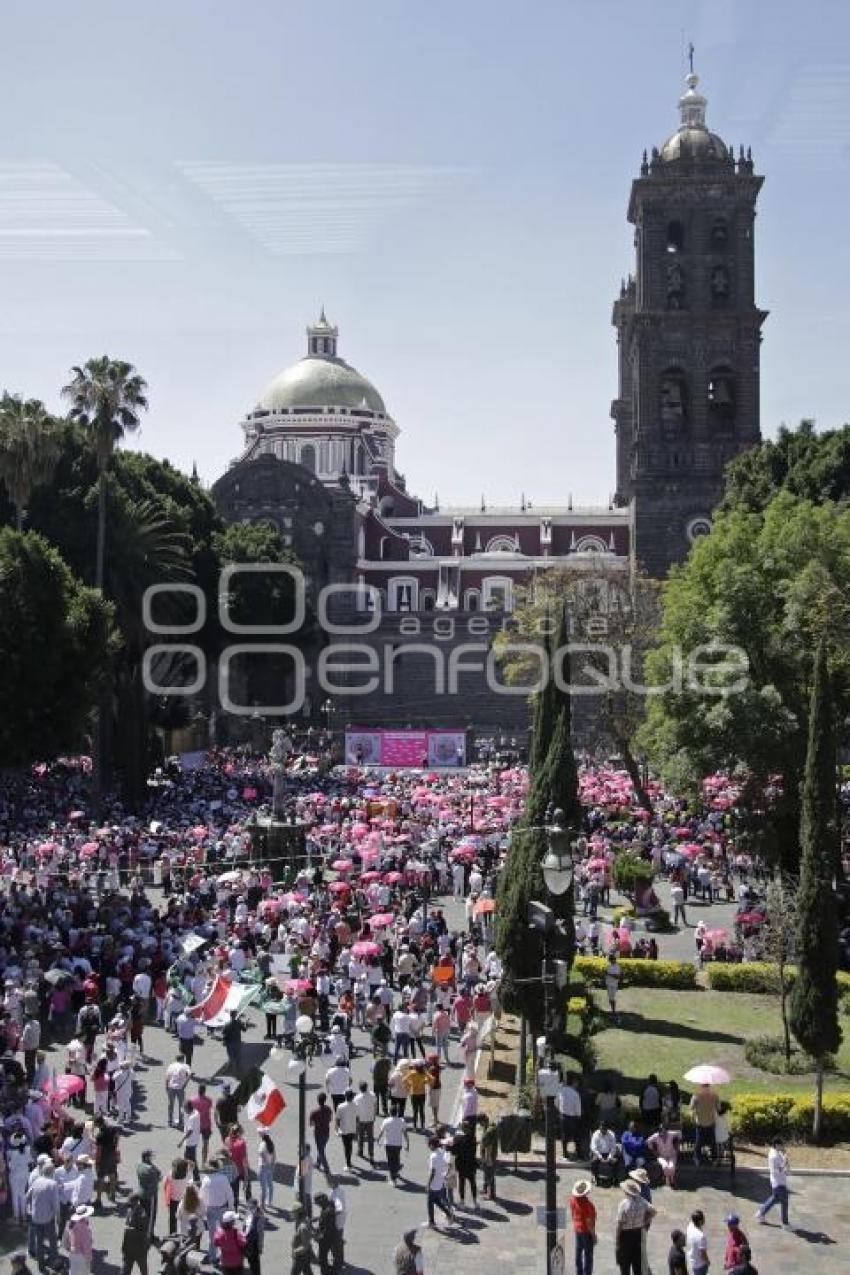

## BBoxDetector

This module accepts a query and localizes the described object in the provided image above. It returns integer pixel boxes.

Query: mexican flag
[189,976,261,1026]
[244,1070,286,1127]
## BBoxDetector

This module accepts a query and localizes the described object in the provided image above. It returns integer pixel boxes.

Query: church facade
[211,68,764,734]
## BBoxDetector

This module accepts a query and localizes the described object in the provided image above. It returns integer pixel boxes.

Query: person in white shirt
[328,1025,349,1064]
[165,1055,192,1128]
[685,1209,709,1275]
[199,1162,234,1260]
[377,1113,409,1185]
[354,1083,378,1164]
[325,1061,352,1109]
[755,1138,791,1228]
[557,1074,583,1159]
[426,1138,455,1228]
[335,1091,358,1170]
[589,1122,620,1184]
[391,1008,411,1060]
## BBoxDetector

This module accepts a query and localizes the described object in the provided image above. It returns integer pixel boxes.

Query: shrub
[730,1092,850,1142]
[612,854,655,895]
[706,963,850,999]
[611,904,635,926]
[743,1034,833,1076]
[573,956,697,989]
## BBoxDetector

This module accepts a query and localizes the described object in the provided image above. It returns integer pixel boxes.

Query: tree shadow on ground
[610,1011,743,1044]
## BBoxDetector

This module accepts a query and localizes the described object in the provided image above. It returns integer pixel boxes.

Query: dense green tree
[722,419,850,513]
[790,638,843,1140]
[639,492,850,869]
[0,394,62,531]
[497,606,580,1037]
[0,530,113,765]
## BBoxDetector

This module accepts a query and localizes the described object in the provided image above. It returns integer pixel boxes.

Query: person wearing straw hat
[60,1205,94,1275]
[614,1179,655,1275]
[569,1180,596,1275]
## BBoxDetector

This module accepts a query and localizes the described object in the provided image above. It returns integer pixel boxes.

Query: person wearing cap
[724,1214,749,1271]
[121,1194,150,1275]
[393,1229,423,1275]
[614,1179,655,1275]
[213,1209,246,1275]
[200,1157,234,1260]
[60,1205,94,1275]
[569,1180,596,1275]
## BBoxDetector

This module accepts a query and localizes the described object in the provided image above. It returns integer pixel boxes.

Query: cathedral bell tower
[612,63,767,576]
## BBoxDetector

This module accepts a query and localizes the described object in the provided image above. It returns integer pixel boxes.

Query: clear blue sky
[2,0,848,506]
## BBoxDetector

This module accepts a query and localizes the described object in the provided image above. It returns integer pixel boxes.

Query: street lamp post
[288,1013,314,1207]
[535,810,576,1275]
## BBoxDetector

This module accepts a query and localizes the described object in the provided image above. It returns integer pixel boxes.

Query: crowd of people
[0,749,838,1275]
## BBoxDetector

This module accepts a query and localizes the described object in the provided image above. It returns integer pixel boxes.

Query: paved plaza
[5,879,847,1275]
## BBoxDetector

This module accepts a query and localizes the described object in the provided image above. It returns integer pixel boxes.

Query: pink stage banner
[380,731,429,767]
[345,729,466,767]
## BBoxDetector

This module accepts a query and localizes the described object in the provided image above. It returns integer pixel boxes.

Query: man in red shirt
[192,1084,214,1168]
[570,1179,597,1275]
[724,1213,749,1271]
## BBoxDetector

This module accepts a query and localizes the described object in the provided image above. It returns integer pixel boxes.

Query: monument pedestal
[247,815,307,882]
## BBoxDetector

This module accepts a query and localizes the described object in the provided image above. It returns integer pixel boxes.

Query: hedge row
[573,956,697,990]
[730,1093,850,1142]
[705,962,850,998]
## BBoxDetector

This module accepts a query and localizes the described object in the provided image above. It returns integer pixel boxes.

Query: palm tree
[0,393,62,531]
[61,357,149,588]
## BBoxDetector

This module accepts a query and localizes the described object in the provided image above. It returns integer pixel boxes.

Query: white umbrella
[683,1064,731,1086]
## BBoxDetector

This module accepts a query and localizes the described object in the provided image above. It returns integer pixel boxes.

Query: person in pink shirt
[453,992,472,1032]
[213,1211,246,1275]
[224,1125,251,1206]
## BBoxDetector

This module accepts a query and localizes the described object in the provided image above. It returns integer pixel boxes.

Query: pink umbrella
[587,857,608,870]
[451,847,476,862]
[680,845,702,858]
[352,940,381,958]
[360,870,381,883]
[328,881,350,895]
[281,978,314,994]
[80,844,98,859]
[370,912,396,928]
[68,810,86,821]
[331,859,354,872]
[736,911,764,926]
[704,929,728,941]
[44,1074,85,1098]
[674,826,692,838]
[384,871,404,884]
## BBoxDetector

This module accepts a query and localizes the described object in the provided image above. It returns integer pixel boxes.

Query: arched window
[710,217,728,250]
[300,444,316,472]
[666,221,685,253]
[707,367,736,427]
[464,589,481,612]
[421,590,436,612]
[573,535,609,553]
[660,367,688,429]
[485,535,520,554]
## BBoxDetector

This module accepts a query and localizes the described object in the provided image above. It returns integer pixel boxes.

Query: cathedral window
[666,260,686,309]
[707,367,736,426]
[660,367,688,429]
[710,218,728,250]
[666,221,685,253]
[710,264,730,308]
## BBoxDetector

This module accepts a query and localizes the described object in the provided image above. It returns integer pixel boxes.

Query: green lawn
[590,987,850,1100]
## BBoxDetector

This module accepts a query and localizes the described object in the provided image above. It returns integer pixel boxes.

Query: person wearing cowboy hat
[628,1167,652,1202]
[60,1205,94,1275]
[569,1180,596,1275]
[615,1179,655,1275]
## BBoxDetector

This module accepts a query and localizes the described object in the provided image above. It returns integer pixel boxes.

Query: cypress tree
[789,638,843,1140]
